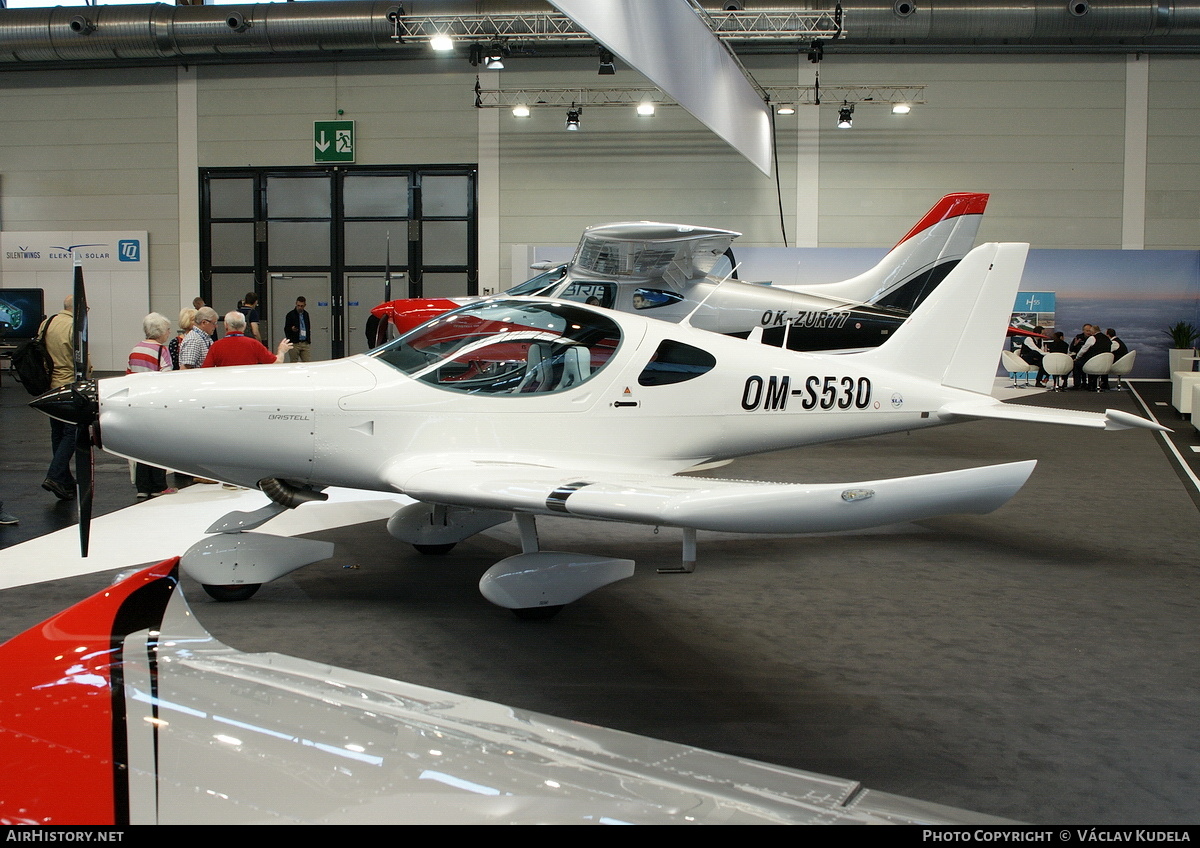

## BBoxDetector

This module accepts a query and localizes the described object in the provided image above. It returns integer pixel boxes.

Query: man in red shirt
[202,311,292,368]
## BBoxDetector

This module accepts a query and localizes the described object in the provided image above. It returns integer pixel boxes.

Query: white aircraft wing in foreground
[32,242,1166,617]
[0,560,1014,825]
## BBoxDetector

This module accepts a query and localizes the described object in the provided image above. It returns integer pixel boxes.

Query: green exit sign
[314,120,355,163]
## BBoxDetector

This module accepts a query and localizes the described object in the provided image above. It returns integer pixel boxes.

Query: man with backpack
[40,295,85,501]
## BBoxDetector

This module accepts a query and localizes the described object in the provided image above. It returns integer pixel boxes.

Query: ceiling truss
[396,10,845,46]
[474,85,925,110]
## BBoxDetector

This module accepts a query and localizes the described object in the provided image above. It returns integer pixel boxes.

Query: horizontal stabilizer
[939,402,1170,432]
[391,460,1037,535]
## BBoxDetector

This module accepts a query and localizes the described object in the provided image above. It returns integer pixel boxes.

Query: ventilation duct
[1,2,1199,70]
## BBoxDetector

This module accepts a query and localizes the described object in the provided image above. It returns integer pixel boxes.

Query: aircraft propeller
[29,259,99,556]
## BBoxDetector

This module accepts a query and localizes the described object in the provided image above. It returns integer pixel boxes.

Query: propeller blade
[72,259,88,384]
[29,259,99,557]
[76,422,94,557]
[72,256,94,556]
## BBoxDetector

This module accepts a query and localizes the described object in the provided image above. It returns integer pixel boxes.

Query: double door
[201,166,477,359]
[261,272,386,359]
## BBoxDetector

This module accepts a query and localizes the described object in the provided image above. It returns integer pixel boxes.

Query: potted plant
[1166,322,1200,375]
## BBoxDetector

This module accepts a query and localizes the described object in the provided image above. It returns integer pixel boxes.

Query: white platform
[0,483,411,591]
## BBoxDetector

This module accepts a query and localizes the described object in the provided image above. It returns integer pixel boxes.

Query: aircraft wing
[0,560,1012,824]
[939,401,1171,433]
[386,460,1038,534]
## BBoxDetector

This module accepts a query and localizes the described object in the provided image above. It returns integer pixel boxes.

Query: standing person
[202,311,291,367]
[238,292,263,344]
[365,312,383,348]
[41,295,83,501]
[194,297,217,340]
[179,307,218,369]
[169,308,196,370]
[283,296,313,362]
[127,313,177,499]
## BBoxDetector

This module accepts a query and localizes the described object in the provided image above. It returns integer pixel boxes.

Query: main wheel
[511,605,564,621]
[202,583,261,602]
[413,542,456,555]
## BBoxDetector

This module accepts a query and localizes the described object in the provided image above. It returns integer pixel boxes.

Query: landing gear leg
[477,513,636,617]
[516,512,539,554]
[509,514,562,619]
[657,527,697,574]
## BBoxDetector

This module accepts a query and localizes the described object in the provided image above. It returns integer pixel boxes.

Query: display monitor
[0,288,46,340]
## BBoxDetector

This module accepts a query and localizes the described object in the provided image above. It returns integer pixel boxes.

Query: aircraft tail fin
[800,192,988,310]
[857,242,1029,396]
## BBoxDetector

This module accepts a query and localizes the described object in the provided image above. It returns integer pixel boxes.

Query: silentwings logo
[5,245,40,259]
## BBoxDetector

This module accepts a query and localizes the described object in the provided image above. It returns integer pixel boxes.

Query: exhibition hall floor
[2,376,1198,825]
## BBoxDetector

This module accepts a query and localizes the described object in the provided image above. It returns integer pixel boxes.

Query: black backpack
[11,316,56,396]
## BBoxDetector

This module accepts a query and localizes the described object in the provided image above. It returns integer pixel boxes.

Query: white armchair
[1001,350,1034,388]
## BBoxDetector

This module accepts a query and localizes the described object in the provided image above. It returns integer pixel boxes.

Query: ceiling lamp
[776,104,796,115]
[892,103,911,115]
[598,48,615,76]
[636,102,655,117]
[485,42,508,70]
[837,102,854,129]
[566,107,581,131]
[430,34,454,52]
[512,104,531,118]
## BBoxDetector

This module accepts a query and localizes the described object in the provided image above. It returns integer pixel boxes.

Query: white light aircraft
[375,192,990,353]
[33,243,1164,618]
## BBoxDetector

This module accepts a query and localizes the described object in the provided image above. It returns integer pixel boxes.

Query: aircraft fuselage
[97,304,970,495]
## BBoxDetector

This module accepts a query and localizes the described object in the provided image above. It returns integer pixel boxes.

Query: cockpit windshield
[504,264,567,296]
[372,300,622,395]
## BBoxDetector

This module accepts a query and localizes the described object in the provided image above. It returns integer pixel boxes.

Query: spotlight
[512,104,531,118]
[636,102,655,117]
[565,107,581,131]
[776,104,796,115]
[598,48,615,75]
[485,41,508,70]
[837,102,854,129]
[430,34,453,51]
[892,103,911,115]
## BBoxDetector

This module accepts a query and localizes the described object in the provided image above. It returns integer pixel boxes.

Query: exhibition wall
[0,50,1197,340]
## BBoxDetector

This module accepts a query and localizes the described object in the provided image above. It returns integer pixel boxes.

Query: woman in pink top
[126,313,177,499]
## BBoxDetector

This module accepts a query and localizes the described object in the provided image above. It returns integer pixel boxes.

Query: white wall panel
[1146,56,1200,250]
[0,68,179,323]
[1,50,1198,322]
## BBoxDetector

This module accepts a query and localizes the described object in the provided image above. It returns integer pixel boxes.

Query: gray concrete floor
[2,377,1198,824]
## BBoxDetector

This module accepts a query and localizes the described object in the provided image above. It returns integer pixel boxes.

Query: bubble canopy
[372,299,623,395]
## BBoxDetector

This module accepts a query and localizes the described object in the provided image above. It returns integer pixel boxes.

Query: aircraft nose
[30,379,98,427]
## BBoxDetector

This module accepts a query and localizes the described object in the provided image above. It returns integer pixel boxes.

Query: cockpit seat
[557,346,591,391]
[516,343,548,393]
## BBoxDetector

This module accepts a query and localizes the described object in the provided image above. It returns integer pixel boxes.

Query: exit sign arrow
[314,120,355,163]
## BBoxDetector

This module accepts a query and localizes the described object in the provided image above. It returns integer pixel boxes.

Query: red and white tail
[794,192,989,311]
